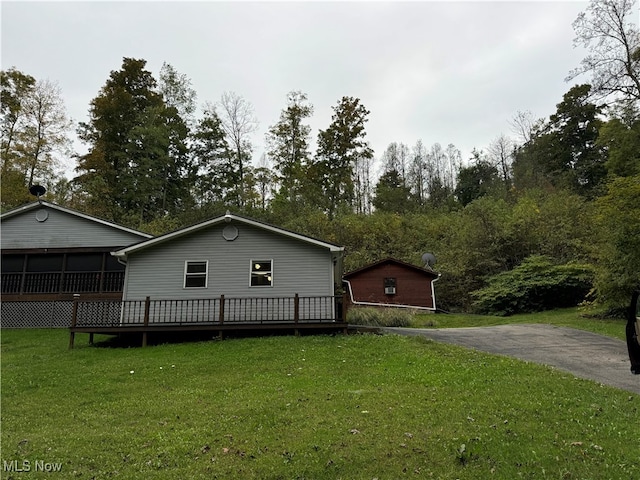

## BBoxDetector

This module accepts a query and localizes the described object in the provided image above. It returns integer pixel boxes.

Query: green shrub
[471,255,594,316]
[347,306,413,327]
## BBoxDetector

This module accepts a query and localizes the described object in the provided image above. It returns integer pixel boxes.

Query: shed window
[251,260,273,287]
[384,277,397,295]
[184,261,208,288]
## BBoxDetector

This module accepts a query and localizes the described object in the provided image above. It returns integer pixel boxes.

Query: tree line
[1,0,639,314]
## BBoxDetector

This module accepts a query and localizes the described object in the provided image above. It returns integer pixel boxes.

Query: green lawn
[1,325,638,479]
[413,307,628,340]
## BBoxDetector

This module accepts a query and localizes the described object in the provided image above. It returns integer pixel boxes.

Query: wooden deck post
[294,293,300,336]
[341,293,349,322]
[142,296,150,347]
[69,294,79,349]
[341,293,349,334]
[218,295,225,340]
[219,295,225,323]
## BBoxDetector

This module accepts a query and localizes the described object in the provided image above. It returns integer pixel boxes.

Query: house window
[384,277,397,295]
[251,260,273,287]
[184,261,208,288]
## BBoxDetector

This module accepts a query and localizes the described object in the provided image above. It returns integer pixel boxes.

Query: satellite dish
[29,184,46,198]
[422,252,437,268]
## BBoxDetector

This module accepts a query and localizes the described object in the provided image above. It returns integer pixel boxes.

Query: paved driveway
[383,324,640,394]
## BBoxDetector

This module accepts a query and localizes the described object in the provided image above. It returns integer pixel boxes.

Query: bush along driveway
[382,324,640,394]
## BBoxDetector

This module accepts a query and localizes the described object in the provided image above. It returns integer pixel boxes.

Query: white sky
[1,0,603,178]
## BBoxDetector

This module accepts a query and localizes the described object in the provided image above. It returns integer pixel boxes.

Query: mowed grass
[1,327,639,479]
[413,307,628,340]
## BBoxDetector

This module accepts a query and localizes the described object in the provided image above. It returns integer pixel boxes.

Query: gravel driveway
[382,324,640,394]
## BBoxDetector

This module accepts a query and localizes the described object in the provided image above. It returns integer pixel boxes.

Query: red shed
[343,258,440,311]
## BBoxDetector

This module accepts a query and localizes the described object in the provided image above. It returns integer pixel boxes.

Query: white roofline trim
[112,213,344,258]
[0,201,153,239]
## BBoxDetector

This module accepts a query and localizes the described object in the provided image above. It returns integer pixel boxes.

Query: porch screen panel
[64,253,104,292]
[103,255,126,292]
[66,254,103,271]
[24,254,63,293]
[1,255,24,294]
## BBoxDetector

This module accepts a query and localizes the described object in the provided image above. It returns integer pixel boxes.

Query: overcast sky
[2,0,604,178]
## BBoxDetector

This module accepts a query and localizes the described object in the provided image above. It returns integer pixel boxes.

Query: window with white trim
[184,261,208,288]
[250,260,273,287]
[384,277,397,295]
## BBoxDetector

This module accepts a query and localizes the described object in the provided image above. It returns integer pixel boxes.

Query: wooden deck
[69,294,349,347]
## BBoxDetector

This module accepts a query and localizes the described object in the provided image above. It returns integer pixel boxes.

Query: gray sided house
[1,201,152,327]
[110,212,345,324]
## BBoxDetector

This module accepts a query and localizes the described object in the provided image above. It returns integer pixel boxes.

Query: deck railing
[2,271,125,295]
[72,294,346,328]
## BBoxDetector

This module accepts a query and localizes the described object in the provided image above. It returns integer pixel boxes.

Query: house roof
[343,257,439,279]
[112,211,344,258]
[0,200,153,239]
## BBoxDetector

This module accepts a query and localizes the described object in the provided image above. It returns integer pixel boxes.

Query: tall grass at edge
[346,306,415,327]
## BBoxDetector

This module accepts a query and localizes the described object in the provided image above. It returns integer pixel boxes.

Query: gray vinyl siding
[1,207,147,249]
[122,222,335,303]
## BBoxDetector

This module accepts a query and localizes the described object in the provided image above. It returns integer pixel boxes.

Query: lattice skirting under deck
[1,301,73,328]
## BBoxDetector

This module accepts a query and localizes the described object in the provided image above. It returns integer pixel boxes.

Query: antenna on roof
[29,184,46,203]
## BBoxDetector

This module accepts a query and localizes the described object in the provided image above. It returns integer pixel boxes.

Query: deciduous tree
[597,105,640,177]
[1,68,72,209]
[373,169,413,213]
[455,152,501,206]
[266,91,313,203]
[568,0,640,106]
[512,84,606,196]
[75,57,190,224]
[216,91,258,207]
[313,96,373,218]
[1,68,35,164]
[159,62,197,128]
[487,134,514,190]
[190,103,232,205]
[593,174,640,311]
